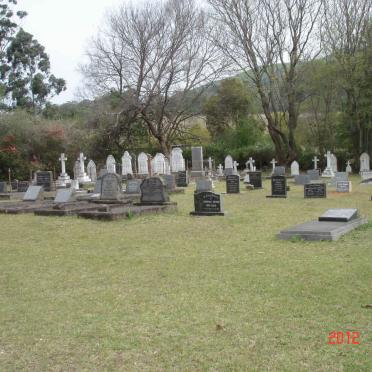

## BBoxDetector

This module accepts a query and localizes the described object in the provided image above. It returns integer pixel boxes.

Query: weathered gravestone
[224,155,234,176]
[304,183,327,198]
[126,179,142,194]
[36,171,54,191]
[290,161,300,176]
[248,171,263,189]
[226,175,240,193]
[336,181,352,193]
[161,174,176,191]
[191,147,204,177]
[0,182,7,193]
[10,181,18,192]
[176,171,188,187]
[137,152,149,175]
[319,209,358,222]
[307,169,320,182]
[87,160,97,182]
[139,176,170,205]
[360,152,370,174]
[93,176,103,195]
[331,172,348,187]
[23,186,43,201]
[190,191,224,216]
[17,181,29,192]
[54,188,75,203]
[273,166,286,176]
[267,175,287,198]
[171,147,185,172]
[360,171,372,184]
[196,177,213,193]
[100,173,122,200]
[294,175,311,185]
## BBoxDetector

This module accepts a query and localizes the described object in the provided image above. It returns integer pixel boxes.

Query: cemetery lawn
[1,176,371,371]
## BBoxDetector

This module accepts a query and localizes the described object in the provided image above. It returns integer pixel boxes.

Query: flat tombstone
[17,181,29,192]
[268,175,287,198]
[101,173,122,200]
[162,174,176,191]
[23,186,43,201]
[226,175,240,193]
[140,176,170,204]
[307,169,320,181]
[126,179,142,194]
[336,181,352,193]
[304,183,326,198]
[294,175,311,185]
[319,209,358,222]
[273,166,286,176]
[0,182,7,193]
[36,171,54,191]
[290,161,300,176]
[191,191,224,216]
[54,188,74,203]
[176,171,188,187]
[196,177,213,192]
[248,172,262,188]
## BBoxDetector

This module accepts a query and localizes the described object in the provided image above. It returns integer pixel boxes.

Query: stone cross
[79,152,86,175]
[271,158,277,172]
[325,151,331,169]
[59,153,67,175]
[313,156,319,170]
[247,157,255,171]
[208,157,213,170]
[217,164,223,176]
[233,161,239,174]
[346,160,352,174]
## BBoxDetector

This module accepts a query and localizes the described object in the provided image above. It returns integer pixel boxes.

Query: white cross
[271,158,277,171]
[312,156,319,169]
[208,157,213,170]
[59,153,67,175]
[247,157,255,171]
[325,151,331,169]
[233,161,239,173]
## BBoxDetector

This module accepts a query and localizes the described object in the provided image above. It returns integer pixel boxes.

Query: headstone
[87,160,97,182]
[138,152,149,175]
[106,155,116,174]
[191,146,205,177]
[10,180,18,191]
[190,191,224,216]
[171,147,185,172]
[359,152,370,173]
[226,174,240,193]
[331,172,348,187]
[126,179,142,194]
[73,161,80,180]
[57,153,71,186]
[336,181,352,193]
[100,173,122,200]
[322,151,335,177]
[77,152,91,183]
[224,155,233,176]
[312,156,319,170]
[208,157,213,174]
[0,182,7,193]
[36,171,54,191]
[243,174,250,184]
[217,164,224,177]
[270,158,277,174]
[153,153,166,174]
[319,209,358,222]
[331,153,338,173]
[18,181,29,192]
[273,166,286,176]
[233,161,239,175]
[294,174,311,185]
[248,171,262,189]
[140,176,170,204]
[23,186,43,201]
[164,157,171,175]
[307,169,320,181]
[267,175,287,198]
[54,188,74,203]
[345,161,352,174]
[290,161,300,176]
[162,174,176,191]
[176,171,188,187]
[304,183,326,198]
[246,157,255,172]
[121,151,133,176]
[196,177,213,192]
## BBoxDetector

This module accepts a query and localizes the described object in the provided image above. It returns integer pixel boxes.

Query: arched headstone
[138,152,149,175]
[106,155,116,174]
[121,151,133,176]
[360,152,370,173]
[290,161,300,176]
[153,153,165,174]
[171,147,185,172]
[224,155,233,175]
[87,160,97,182]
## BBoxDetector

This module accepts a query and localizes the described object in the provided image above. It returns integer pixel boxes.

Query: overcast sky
[21,0,132,104]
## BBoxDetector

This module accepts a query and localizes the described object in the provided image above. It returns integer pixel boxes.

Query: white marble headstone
[138,152,149,175]
[171,147,185,172]
[87,160,97,182]
[121,151,133,176]
[106,155,116,174]
[290,161,300,176]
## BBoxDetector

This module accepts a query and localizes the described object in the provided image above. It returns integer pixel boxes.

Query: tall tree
[208,0,323,164]
[81,0,226,155]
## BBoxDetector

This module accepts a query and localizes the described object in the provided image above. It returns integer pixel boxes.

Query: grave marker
[190,191,224,216]
[100,173,122,200]
[23,186,43,201]
[226,175,240,193]
[140,176,170,204]
[304,183,326,198]
[267,175,287,198]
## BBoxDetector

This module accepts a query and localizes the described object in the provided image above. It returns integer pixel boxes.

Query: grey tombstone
[319,209,358,222]
[359,152,370,173]
[331,153,338,173]
[190,191,224,216]
[106,155,116,174]
[304,183,326,198]
[171,147,185,172]
[140,176,170,204]
[0,182,7,193]
[273,166,286,176]
[54,188,74,203]
[23,186,43,201]
[307,169,320,182]
[17,181,30,192]
[176,171,188,187]
[196,177,213,192]
[161,174,176,191]
[100,173,122,200]
[294,174,311,185]
[248,172,263,189]
[331,172,348,187]
[87,160,97,182]
[126,179,142,194]
[226,175,240,193]
[267,175,287,198]
[153,153,166,174]
[243,174,250,184]
[224,155,233,176]
[191,146,205,177]
[93,176,103,194]
[336,181,352,193]
[36,171,54,191]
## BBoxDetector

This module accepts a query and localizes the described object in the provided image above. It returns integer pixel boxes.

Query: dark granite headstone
[267,175,287,198]
[54,188,74,203]
[36,171,54,191]
[23,186,43,201]
[100,173,122,200]
[0,182,7,193]
[294,174,311,185]
[319,209,358,222]
[307,169,320,181]
[248,171,262,188]
[226,175,240,193]
[176,171,188,187]
[10,180,18,192]
[304,183,326,198]
[190,191,224,216]
[17,181,29,192]
[140,176,170,204]
[161,174,176,191]
[126,179,142,194]
[273,166,286,176]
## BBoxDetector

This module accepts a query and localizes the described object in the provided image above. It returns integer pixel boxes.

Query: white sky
[21,0,132,104]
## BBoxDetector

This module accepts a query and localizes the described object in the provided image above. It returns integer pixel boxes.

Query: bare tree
[81,0,226,155]
[208,0,323,163]
[323,0,371,155]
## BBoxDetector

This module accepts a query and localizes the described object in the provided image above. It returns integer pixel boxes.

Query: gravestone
[54,188,74,203]
[196,177,213,192]
[100,173,122,200]
[162,174,176,191]
[270,158,277,174]
[77,152,91,183]
[23,186,43,201]
[336,181,352,193]
[290,161,300,176]
[246,157,255,172]
[243,174,250,184]
[176,171,188,187]
[307,169,320,182]
[171,147,185,172]
[153,153,165,174]
[322,151,335,177]
[73,160,80,180]
[36,171,54,191]
[331,172,348,187]
[0,182,7,193]
[93,176,103,194]
[164,157,171,175]
[273,166,286,176]
[345,161,352,174]
[122,151,133,176]
[137,152,149,175]
[359,152,370,173]
[248,172,263,189]
[224,155,233,176]
[267,175,287,198]
[217,164,224,177]
[140,176,170,204]
[57,153,71,187]
[191,146,204,177]
[87,160,97,182]
[360,171,372,184]
[226,175,240,193]
[10,180,18,192]
[304,183,326,198]
[294,174,311,185]
[331,153,338,173]
[126,179,142,194]
[18,181,29,192]
[190,191,224,216]
[106,155,116,174]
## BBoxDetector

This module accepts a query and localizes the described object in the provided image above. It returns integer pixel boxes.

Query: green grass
[0,176,371,371]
